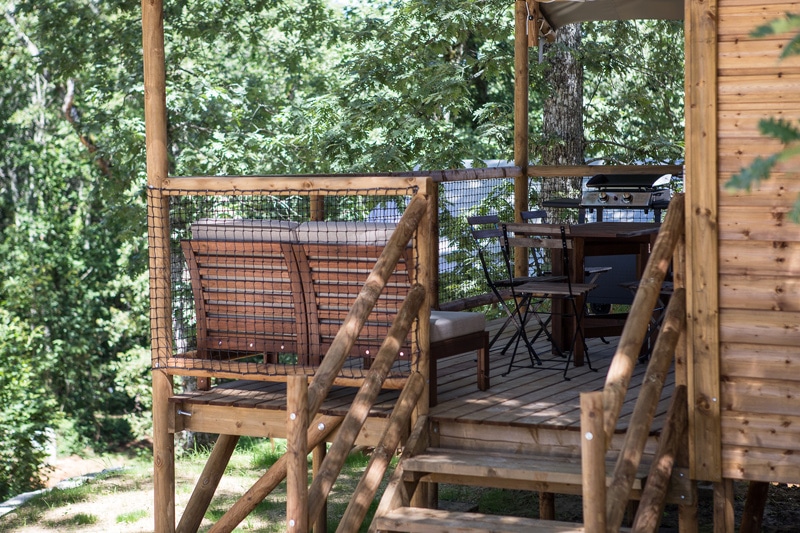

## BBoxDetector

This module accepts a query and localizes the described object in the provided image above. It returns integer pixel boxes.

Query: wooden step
[400,447,693,504]
[373,507,591,532]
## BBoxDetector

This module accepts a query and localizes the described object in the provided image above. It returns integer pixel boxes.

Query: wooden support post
[581,391,606,533]
[606,289,687,531]
[603,194,685,443]
[539,492,555,520]
[368,415,430,533]
[142,0,174,531]
[207,415,342,533]
[514,0,530,279]
[631,386,689,533]
[740,481,770,533]
[336,372,425,533]
[307,286,426,525]
[287,376,309,533]
[312,444,327,533]
[713,479,735,533]
[176,434,239,533]
[685,0,721,483]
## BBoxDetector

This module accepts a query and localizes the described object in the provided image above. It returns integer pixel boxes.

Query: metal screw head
[585,432,594,441]
[289,412,296,420]
[318,422,325,431]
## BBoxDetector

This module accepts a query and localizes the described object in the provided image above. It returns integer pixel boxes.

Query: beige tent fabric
[538,0,684,28]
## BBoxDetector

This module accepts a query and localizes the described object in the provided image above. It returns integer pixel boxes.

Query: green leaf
[750,13,800,39]
[725,154,781,191]
[758,117,800,144]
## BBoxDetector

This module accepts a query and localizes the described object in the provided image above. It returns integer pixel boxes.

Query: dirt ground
[4,454,800,532]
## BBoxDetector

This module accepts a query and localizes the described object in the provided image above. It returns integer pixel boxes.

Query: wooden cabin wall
[715,0,800,484]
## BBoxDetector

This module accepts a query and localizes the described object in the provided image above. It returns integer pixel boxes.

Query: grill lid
[585,173,671,190]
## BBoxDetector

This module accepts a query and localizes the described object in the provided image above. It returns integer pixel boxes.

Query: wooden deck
[170,316,674,454]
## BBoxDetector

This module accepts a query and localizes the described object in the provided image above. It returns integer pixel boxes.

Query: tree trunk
[539,23,584,222]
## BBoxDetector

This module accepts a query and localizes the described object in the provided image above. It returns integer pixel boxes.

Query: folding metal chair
[503,224,598,380]
[467,215,564,361]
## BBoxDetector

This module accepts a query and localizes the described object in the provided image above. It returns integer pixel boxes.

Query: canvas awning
[538,0,684,29]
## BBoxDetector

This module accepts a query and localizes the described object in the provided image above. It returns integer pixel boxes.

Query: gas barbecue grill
[542,172,674,222]
[581,173,672,211]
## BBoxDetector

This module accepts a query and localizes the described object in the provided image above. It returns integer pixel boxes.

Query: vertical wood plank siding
[716,0,800,483]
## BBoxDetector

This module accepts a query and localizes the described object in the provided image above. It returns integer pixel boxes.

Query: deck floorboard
[170,316,674,436]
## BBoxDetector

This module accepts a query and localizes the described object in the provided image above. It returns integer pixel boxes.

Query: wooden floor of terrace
[170,317,674,452]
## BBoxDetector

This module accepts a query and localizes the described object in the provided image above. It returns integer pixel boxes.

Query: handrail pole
[307,285,427,524]
[603,193,686,444]
[605,289,687,531]
[306,192,427,418]
[336,372,425,533]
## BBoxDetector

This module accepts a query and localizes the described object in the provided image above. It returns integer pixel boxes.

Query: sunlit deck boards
[432,327,673,435]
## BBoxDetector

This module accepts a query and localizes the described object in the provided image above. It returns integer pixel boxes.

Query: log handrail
[602,193,686,442]
[336,372,425,532]
[307,285,427,524]
[208,193,429,533]
[605,288,687,530]
[579,193,688,533]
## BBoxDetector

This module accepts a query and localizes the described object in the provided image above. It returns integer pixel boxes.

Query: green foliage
[726,14,800,222]
[580,20,685,164]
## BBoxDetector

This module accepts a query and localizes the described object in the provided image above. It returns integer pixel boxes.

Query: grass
[5,439,796,532]
[0,439,396,532]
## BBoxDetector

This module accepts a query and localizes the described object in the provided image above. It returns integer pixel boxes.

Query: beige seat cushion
[293,221,396,245]
[430,310,486,343]
[191,218,298,242]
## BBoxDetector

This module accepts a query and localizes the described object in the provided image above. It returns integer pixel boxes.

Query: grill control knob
[598,192,609,203]
[622,192,633,204]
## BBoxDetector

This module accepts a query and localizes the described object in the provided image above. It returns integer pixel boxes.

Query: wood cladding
[716,0,800,483]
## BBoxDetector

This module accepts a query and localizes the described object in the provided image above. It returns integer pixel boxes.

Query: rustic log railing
[202,192,430,533]
[581,193,688,533]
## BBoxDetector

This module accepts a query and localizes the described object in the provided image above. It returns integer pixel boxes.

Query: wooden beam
[580,391,606,533]
[739,481,770,533]
[514,0,530,279]
[312,444,327,533]
[713,479,735,533]
[176,434,239,533]
[142,0,173,531]
[286,376,309,533]
[685,0,722,483]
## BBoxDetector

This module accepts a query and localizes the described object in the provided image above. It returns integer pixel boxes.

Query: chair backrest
[293,221,415,363]
[467,214,515,291]
[182,238,308,361]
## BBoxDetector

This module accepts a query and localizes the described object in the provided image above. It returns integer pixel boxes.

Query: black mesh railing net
[436,176,667,307]
[149,186,419,383]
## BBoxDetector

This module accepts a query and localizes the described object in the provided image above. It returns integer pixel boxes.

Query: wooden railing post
[581,391,606,533]
[287,376,309,533]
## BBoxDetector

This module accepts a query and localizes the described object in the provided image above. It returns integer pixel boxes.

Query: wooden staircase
[371,195,690,533]
[369,440,690,532]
